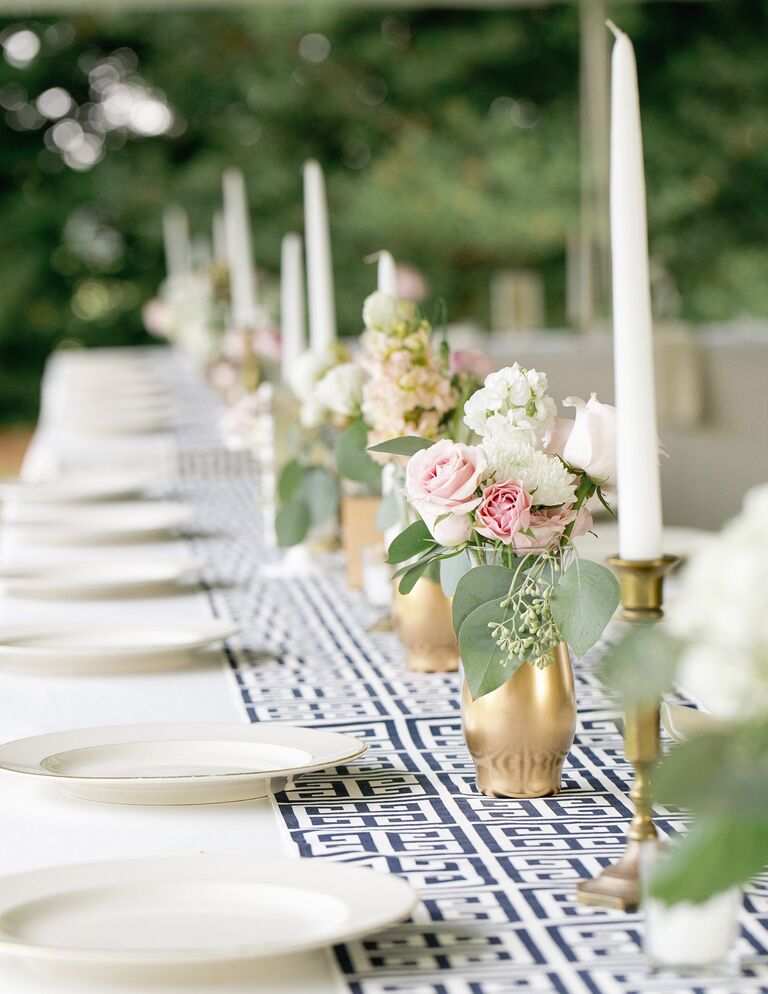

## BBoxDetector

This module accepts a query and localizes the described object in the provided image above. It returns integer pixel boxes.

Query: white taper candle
[608,22,663,560]
[162,205,190,279]
[280,232,306,383]
[222,168,258,329]
[303,160,337,350]
[212,209,227,265]
[377,250,398,296]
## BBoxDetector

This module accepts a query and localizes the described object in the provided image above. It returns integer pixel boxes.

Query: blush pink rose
[512,503,593,554]
[544,394,617,487]
[450,349,496,379]
[406,440,487,547]
[474,481,532,544]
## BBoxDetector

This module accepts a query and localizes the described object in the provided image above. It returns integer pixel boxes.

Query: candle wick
[605,19,622,39]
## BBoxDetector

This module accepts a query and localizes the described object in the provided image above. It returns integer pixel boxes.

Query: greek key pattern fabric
[178,422,768,994]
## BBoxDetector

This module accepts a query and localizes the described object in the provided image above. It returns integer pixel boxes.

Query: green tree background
[0,1,765,424]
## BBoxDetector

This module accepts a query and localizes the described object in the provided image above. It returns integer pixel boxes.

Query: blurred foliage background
[0,1,766,423]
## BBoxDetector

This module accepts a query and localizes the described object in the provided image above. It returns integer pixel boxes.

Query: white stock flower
[463,363,556,441]
[362,291,415,332]
[484,433,577,506]
[288,347,337,399]
[313,362,364,418]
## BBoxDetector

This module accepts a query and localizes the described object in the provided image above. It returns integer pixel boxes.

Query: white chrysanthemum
[288,347,337,399]
[314,362,364,418]
[484,433,577,506]
[362,291,415,332]
[463,363,556,441]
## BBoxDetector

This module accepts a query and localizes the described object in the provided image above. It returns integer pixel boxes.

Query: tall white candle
[377,250,398,296]
[222,168,258,329]
[303,160,337,351]
[212,209,227,265]
[280,232,306,383]
[162,205,190,279]
[609,23,663,560]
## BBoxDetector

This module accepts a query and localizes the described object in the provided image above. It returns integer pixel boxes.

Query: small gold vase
[340,494,382,590]
[462,641,576,798]
[392,577,459,673]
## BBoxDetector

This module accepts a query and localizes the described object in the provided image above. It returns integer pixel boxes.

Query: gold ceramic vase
[392,577,459,673]
[462,641,576,798]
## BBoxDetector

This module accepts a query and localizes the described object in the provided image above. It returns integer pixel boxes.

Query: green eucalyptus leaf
[277,459,306,503]
[452,565,520,636]
[653,720,768,819]
[649,817,768,905]
[376,488,401,531]
[275,499,311,547]
[600,625,680,707]
[335,420,382,486]
[398,557,435,594]
[459,599,524,698]
[550,558,620,656]
[304,467,339,526]
[367,436,436,457]
[387,519,434,565]
[440,549,472,597]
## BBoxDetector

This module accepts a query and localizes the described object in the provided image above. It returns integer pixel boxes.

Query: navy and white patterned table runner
[173,374,768,994]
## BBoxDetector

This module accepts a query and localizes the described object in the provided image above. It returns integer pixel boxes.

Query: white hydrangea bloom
[463,363,557,441]
[484,433,577,506]
[313,362,364,418]
[668,483,768,719]
[288,347,337,399]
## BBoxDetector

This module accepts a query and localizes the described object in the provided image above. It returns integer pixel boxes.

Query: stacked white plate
[0,619,239,674]
[1,501,194,544]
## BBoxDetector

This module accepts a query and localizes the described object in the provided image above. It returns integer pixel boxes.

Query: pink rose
[474,481,532,544]
[450,349,496,379]
[406,440,487,547]
[545,394,617,487]
[512,503,593,554]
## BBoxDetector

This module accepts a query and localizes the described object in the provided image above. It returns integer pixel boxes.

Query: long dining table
[0,345,766,994]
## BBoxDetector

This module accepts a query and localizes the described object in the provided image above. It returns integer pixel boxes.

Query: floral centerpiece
[378,364,620,702]
[275,291,487,553]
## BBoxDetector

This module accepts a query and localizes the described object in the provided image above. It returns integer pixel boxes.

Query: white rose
[560,394,617,486]
[314,363,364,418]
[288,348,336,398]
[299,395,327,429]
[362,291,398,332]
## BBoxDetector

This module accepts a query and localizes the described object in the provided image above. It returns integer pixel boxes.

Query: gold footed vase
[462,641,576,798]
[392,577,459,673]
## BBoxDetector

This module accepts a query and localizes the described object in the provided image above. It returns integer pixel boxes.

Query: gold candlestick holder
[577,554,680,911]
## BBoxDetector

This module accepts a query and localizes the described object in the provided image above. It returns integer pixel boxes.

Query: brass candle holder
[577,554,680,911]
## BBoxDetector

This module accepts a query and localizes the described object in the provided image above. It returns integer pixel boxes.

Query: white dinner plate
[54,412,179,436]
[660,701,724,743]
[0,472,155,504]
[0,557,203,599]
[2,501,194,543]
[0,723,367,804]
[0,619,239,675]
[0,855,416,982]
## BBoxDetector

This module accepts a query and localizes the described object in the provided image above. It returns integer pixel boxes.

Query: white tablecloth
[0,350,341,994]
